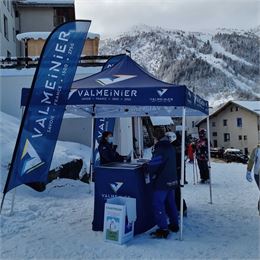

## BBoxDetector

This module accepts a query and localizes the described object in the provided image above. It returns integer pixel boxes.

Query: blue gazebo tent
[67,55,211,240]
[20,55,211,240]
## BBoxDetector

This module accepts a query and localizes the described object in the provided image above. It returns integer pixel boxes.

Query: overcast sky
[75,0,260,38]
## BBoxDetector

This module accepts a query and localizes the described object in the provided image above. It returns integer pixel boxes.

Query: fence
[0,55,114,69]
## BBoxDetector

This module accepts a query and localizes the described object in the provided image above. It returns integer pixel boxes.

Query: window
[54,7,75,27]
[4,15,8,40]
[244,135,247,140]
[7,50,11,58]
[213,140,218,147]
[237,118,242,127]
[224,133,230,142]
[192,121,195,128]
[213,132,217,137]
[212,122,216,127]
[238,135,242,140]
[230,107,233,112]
[236,106,239,111]
[223,119,227,126]
[244,148,248,155]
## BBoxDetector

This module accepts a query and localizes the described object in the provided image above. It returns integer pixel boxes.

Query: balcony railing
[0,55,116,69]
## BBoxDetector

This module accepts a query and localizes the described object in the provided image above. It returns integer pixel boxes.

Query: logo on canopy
[110,182,123,193]
[96,75,136,86]
[21,139,45,175]
[157,88,168,97]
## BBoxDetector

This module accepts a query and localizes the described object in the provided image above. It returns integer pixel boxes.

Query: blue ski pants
[152,190,179,229]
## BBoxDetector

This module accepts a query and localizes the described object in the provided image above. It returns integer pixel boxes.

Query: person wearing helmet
[195,128,209,183]
[146,127,179,239]
[165,131,177,143]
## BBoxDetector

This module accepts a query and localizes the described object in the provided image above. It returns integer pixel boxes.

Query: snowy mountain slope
[100,25,260,105]
[0,111,259,259]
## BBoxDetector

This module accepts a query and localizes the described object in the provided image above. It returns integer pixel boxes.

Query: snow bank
[0,111,259,259]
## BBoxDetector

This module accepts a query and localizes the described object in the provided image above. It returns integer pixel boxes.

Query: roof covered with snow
[16,0,74,6]
[16,31,100,41]
[196,100,260,126]
[233,101,260,115]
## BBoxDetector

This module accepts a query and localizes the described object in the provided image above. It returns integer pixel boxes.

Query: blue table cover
[92,162,155,234]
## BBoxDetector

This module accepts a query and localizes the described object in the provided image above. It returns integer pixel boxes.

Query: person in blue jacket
[98,131,125,165]
[148,127,179,239]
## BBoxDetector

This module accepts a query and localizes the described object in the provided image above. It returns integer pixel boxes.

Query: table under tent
[66,54,211,240]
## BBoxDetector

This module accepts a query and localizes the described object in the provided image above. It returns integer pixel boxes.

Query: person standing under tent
[166,131,188,216]
[98,131,130,165]
[246,144,260,213]
[146,127,179,239]
[195,128,210,183]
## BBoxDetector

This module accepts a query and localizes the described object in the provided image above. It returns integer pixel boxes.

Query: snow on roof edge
[17,31,100,41]
[196,100,260,126]
[232,100,260,115]
[16,0,74,6]
[150,116,174,126]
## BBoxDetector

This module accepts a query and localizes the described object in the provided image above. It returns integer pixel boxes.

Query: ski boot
[168,224,179,233]
[150,229,169,239]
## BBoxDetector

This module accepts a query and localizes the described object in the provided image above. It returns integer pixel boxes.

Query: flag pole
[207,116,213,204]
[89,105,96,194]
[180,107,186,241]
[9,107,24,215]
[137,117,142,158]
[0,193,6,214]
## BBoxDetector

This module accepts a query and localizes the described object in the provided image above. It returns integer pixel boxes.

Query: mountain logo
[110,182,123,193]
[21,139,45,176]
[96,75,136,86]
[68,89,78,99]
[157,88,168,97]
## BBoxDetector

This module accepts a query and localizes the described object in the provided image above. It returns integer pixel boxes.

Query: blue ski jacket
[98,141,124,165]
[148,137,178,190]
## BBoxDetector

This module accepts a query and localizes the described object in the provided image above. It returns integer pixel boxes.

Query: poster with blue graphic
[3,20,91,194]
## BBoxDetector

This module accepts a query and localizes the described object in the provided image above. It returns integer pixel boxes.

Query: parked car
[223,148,249,164]
[210,147,224,158]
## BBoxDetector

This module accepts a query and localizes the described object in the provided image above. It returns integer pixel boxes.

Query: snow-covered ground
[0,111,259,259]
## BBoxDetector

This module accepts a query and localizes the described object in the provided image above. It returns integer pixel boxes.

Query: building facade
[0,0,17,57]
[14,0,75,56]
[197,101,260,154]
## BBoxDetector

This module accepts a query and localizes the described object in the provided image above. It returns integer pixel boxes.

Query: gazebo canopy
[66,55,209,118]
